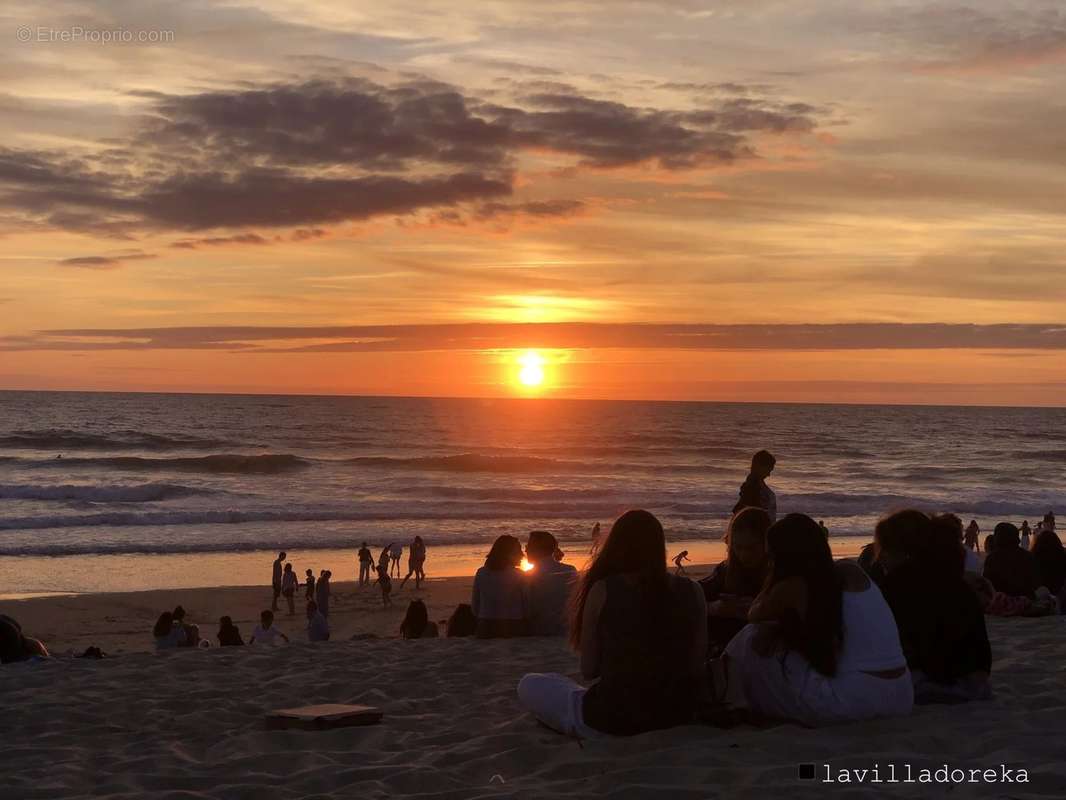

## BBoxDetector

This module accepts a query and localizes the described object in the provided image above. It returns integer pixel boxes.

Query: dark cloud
[56,252,156,269]
[5,323,1066,353]
[0,76,821,234]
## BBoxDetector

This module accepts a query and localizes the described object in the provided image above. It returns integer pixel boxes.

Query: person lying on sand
[518,510,706,737]
[0,614,50,663]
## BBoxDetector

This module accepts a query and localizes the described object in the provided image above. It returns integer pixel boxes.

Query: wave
[0,428,251,451]
[0,482,214,503]
[21,453,309,475]
[344,453,582,473]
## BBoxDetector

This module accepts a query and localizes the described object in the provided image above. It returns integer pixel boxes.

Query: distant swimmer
[672,550,690,575]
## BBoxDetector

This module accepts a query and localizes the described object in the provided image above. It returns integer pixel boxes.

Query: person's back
[582,573,701,735]
[472,566,527,637]
[983,546,1038,599]
[881,562,990,687]
[526,559,578,636]
[733,450,777,521]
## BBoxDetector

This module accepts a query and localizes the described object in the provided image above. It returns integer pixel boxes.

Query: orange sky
[2,2,1065,404]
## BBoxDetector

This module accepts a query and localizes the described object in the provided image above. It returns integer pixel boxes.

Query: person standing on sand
[358,542,373,586]
[389,542,403,577]
[281,563,298,615]
[378,546,391,576]
[400,536,427,590]
[271,551,286,612]
[733,450,777,522]
[315,570,332,617]
[305,568,316,601]
[375,564,393,608]
[672,550,690,575]
[964,521,980,551]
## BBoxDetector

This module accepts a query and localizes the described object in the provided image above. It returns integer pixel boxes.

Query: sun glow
[517,350,546,388]
[520,557,535,572]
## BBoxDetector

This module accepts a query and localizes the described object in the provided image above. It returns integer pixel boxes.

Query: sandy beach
[3,570,1066,799]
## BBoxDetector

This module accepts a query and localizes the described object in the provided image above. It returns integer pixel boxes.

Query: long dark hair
[153,612,173,638]
[400,600,429,639]
[1031,529,1066,594]
[764,513,842,677]
[568,509,667,649]
[723,506,771,594]
[484,535,523,570]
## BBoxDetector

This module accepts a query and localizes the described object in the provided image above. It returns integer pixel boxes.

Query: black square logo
[798,763,816,781]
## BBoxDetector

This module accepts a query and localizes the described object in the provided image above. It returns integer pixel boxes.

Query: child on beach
[250,610,289,645]
[390,542,403,577]
[217,616,244,646]
[672,550,690,575]
[305,569,315,601]
[281,563,298,615]
[375,565,393,608]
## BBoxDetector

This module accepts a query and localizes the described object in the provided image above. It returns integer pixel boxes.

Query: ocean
[1,391,1063,595]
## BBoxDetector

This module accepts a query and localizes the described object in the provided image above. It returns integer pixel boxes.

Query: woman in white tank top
[724,513,913,726]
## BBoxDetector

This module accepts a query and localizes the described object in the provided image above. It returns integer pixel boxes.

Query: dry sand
[3,571,1066,798]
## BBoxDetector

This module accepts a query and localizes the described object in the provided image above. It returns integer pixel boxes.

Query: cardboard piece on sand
[265,703,384,731]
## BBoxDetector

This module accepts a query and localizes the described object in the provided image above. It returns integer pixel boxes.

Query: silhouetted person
[472,535,528,638]
[964,520,980,550]
[358,542,373,586]
[700,507,771,654]
[315,569,332,617]
[733,450,777,521]
[1031,529,1066,596]
[271,551,286,612]
[250,610,289,645]
[375,564,393,608]
[518,509,706,736]
[172,605,198,647]
[305,568,316,601]
[389,542,403,577]
[672,550,690,575]
[281,563,298,615]
[1,614,49,663]
[306,600,330,642]
[217,616,244,646]
[983,523,1038,600]
[446,603,476,637]
[153,612,185,650]
[400,536,428,590]
[400,599,439,639]
[524,531,578,636]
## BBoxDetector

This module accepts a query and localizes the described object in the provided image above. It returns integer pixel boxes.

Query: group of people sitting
[513,503,1063,738]
[153,601,332,650]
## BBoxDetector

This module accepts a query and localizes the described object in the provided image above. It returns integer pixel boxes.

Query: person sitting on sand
[153,611,186,650]
[878,511,992,704]
[0,614,50,663]
[171,605,198,647]
[518,509,706,737]
[700,507,771,655]
[524,530,578,636]
[358,542,373,586]
[250,610,289,645]
[315,570,332,617]
[389,542,403,578]
[400,599,439,639]
[271,551,286,612]
[983,523,1039,601]
[304,568,316,601]
[400,535,428,590]
[672,550,690,575]
[281,563,298,615]
[217,616,244,646]
[722,513,913,726]
[733,450,777,522]
[472,535,528,638]
[306,600,330,642]
[375,564,393,608]
[446,603,476,637]
[1031,528,1066,598]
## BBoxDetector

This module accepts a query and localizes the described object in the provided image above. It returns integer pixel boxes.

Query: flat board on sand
[265,704,383,731]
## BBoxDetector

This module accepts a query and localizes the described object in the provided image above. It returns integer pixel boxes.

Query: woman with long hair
[1031,529,1066,597]
[471,535,528,638]
[399,599,439,639]
[400,535,428,590]
[700,507,771,654]
[153,611,185,650]
[723,513,912,726]
[518,509,706,737]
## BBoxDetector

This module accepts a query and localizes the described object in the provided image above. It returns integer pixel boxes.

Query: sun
[517,350,545,388]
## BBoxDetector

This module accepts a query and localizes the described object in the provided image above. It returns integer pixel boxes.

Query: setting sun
[517,350,546,388]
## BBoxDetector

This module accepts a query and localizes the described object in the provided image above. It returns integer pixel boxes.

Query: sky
[2,1,1065,404]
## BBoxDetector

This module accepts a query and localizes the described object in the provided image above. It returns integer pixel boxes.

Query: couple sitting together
[518,506,991,738]
[471,530,577,638]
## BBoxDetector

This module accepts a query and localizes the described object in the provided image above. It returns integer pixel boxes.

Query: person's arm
[747,577,807,623]
[579,580,606,679]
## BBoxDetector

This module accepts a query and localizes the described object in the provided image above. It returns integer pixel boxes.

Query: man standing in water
[271,551,286,612]
[733,450,777,522]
